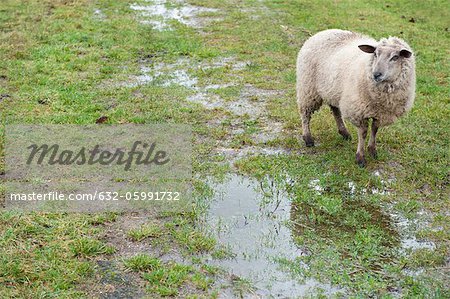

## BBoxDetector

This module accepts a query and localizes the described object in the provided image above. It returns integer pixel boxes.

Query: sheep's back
[297,29,375,106]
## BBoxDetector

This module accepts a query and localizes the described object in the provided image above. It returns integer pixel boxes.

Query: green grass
[127,223,164,241]
[1,0,449,297]
[124,254,214,297]
[70,237,115,257]
[0,212,110,297]
[124,254,161,272]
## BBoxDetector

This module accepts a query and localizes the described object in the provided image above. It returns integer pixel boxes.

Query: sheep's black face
[359,44,412,84]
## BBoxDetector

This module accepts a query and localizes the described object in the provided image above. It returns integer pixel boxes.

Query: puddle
[325,172,393,197]
[200,57,248,71]
[401,236,436,251]
[291,197,399,246]
[125,0,286,159]
[403,268,425,277]
[348,181,356,195]
[186,92,224,110]
[130,0,219,31]
[124,57,243,90]
[308,179,324,195]
[203,174,340,297]
[253,121,284,144]
[93,8,106,20]
[385,203,437,280]
[114,54,286,158]
[305,173,436,258]
[389,206,436,254]
[204,83,237,90]
[214,146,293,167]
[125,60,198,88]
[124,57,281,123]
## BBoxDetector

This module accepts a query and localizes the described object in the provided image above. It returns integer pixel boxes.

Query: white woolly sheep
[296,29,416,167]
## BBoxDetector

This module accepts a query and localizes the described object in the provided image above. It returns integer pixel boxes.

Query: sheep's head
[358,38,412,84]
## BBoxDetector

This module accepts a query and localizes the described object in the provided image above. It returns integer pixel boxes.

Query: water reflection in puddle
[203,175,339,298]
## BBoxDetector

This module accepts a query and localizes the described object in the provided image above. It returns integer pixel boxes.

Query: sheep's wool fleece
[296,29,415,127]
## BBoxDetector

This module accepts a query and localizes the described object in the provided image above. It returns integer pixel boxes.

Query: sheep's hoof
[303,135,315,147]
[356,153,366,168]
[340,131,352,141]
[368,146,377,159]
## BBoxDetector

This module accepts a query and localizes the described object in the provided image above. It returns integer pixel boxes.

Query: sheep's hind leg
[368,119,379,159]
[330,106,351,140]
[301,110,315,147]
[356,120,368,167]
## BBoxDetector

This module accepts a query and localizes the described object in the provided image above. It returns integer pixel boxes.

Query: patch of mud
[88,260,146,299]
[102,213,184,263]
[188,84,281,119]
[253,121,284,144]
[130,0,220,31]
[202,175,341,298]
[121,56,284,150]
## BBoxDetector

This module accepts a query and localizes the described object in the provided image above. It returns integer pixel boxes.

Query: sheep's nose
[373,72,383,81]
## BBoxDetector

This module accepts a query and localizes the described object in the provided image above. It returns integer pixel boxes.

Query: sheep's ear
[400,49,412,58]
[358,45,376,53]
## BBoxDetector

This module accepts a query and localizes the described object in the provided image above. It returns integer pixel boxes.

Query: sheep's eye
[374,52,377,57]
[391,55,399,61]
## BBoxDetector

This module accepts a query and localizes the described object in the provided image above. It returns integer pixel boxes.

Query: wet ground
[130,0,220,31]
[93,0,444,297]
[202,174,341,298]
[0,0,446,297]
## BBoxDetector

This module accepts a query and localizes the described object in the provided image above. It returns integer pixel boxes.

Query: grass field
[0,0,449,298]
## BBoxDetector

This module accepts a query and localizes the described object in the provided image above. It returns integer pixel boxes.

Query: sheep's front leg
[356,120,368,167]
[368,119,379,158]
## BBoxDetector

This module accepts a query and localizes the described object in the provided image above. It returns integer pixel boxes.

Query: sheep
[296,29,415,167]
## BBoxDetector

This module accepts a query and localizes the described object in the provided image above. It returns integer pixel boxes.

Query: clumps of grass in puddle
[202,173,342,297]
[165,217,217,253]
[235,154,448,297]
[124,254,215,297]
[125,215,216,255]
